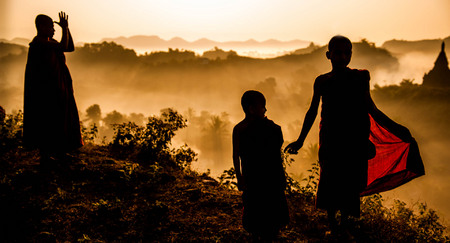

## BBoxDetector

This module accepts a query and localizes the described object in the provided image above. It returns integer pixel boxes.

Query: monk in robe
[285,36,424,234]
[24,12,83,163]
[233,91,289,241]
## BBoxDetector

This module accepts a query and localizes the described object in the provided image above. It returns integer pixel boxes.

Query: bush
[110,108,196,169]
[0,110,23,154]
[80,122,99,144]
[360,194,449,242]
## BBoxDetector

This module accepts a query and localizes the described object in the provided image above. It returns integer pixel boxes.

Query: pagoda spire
[422,41,450,87]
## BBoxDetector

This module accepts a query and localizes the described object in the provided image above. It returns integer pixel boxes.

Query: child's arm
[232,126,246,191]
[285,77,322,154]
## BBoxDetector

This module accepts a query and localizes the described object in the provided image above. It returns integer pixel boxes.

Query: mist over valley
[1,35,450,227]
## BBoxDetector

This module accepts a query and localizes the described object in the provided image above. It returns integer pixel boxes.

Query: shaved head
[35,14,53,30]
[328,35,352,52]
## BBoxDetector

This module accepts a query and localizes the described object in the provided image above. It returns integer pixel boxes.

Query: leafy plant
[80,122,98,144]
[282,150,319,198]
[110,108,196,168]
[282,152,302,194]
[173,144,198,169]
[301,161,320,195]
[218,167,237,190]
[0,110,23,151]
[360,194,449,242]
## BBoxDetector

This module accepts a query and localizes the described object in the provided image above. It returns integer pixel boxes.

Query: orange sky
[1,0,449,44]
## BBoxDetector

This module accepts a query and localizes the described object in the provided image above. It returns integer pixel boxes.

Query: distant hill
[100,35,311,52]
[0,42,27,58]
[0,37,31,47]
[381,36,450,55]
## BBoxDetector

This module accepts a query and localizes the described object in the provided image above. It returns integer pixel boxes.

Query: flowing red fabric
[360,114,425,196]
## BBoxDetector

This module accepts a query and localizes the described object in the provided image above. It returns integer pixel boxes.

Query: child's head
[35,14,55,38]
[241,90,266,118]
[326,35,352,69]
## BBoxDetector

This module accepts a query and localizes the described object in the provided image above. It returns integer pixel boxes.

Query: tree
[86,104,102,125]
[103,110,126,128]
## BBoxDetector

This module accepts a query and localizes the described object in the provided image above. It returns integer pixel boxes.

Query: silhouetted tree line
[73,42,139,64]
[1,39,398,69]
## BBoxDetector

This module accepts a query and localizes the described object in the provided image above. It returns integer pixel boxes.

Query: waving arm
[55,11,74,52]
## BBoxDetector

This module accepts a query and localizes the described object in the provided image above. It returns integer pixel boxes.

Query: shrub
[218,167,237,190]
[360,194,449,242]
[80,122,99,144]
[110,108,196,169]
[0,110,23,154]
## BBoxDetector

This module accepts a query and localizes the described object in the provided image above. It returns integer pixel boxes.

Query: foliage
[282,152,302,194]
[300,161,320,196]
[144,108,187,153]
[202,47,237,60]
[0,110,23,154]
[141,48,196,64]
[103,110,127,128]
[282,150,319,199]
[73,41,138,63]
[110,108,197,168]
[360,194,449,242]
[173,144,198,169]
[85,104,102,125]
[218,167,237,190]
[80,122,98,144]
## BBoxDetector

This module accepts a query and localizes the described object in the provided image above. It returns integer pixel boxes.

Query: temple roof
[434,42,449,69]
[422,41,450,87]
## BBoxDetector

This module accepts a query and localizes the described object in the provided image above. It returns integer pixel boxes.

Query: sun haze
[1,0,449,44]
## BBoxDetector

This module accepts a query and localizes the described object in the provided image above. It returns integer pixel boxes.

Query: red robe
[361,114,425,196]
[23,36,83,153]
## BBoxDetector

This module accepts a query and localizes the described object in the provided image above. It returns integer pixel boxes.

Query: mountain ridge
[100,35,311,50]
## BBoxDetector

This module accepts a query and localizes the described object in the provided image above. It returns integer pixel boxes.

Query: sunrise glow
[1,0,448,44]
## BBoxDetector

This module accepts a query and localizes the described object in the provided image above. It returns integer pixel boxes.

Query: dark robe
[316,67,424,216]
[236,117,289,235]
[316,68,370,216]
[23,36,83,153]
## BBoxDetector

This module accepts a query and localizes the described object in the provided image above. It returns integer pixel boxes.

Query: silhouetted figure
[24,12,83,165]
[233,91,289,241]
[285,36,424,237]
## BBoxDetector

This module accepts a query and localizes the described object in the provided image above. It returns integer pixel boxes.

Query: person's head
[241,90,266,118]
[326,35,352,70]
[35,14,54,38]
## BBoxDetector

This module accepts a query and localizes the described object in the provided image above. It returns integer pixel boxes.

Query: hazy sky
[1,0,449,44]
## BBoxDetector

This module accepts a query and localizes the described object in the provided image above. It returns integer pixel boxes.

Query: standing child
[233,90,289,241]
[285,35,423,235]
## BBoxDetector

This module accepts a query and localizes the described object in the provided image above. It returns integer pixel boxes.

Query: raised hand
[55,11,69,29]
[284,140,304,154]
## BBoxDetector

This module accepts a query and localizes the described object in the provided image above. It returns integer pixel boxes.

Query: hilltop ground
[1,144,448,242]
[0,145,325,242]
[0,109,448,242]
